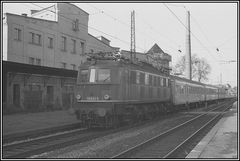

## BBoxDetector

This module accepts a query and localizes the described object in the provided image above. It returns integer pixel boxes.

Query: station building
[2,3,117,114]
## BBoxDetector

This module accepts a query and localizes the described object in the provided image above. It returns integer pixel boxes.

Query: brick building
[2,3,117,114]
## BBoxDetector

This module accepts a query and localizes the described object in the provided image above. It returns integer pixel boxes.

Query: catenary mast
[185,10,192,80]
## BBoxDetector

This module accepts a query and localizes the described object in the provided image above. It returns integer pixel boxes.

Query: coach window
[97,69,111,82]
[181,86,184,94]
[145,73,149,85]
[154,76,157,86]
[160,77,163,86]
[136,71,140,84]
[157,77,160,86]
[140,72,145,84]
[163,78,166,87]
[149,75,153,86]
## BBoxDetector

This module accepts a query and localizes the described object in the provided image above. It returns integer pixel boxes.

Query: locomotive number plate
[86,96,99,100]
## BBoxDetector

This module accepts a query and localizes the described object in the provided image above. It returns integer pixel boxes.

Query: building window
[48,37,53,48]
[14,28,21,41]
[71,39,76,53]
[81,42,85,55]
[29,57,34,65]
[36,34,41,45]
[72,18,79,31]
[29,32,41,45]
[29,84,41,91]
[36,58,41,66]
[61,62,66,69]
[29,32,34,44]
[71,64,76,70]
[61,36,67,51]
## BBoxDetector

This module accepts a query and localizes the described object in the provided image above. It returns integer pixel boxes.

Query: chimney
[31,10,39,15]
[21,13,27,17]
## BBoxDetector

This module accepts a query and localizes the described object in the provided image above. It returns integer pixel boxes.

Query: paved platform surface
[186,101,238,159]
[2,109,79,136]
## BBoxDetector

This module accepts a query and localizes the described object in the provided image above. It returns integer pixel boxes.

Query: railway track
[2,115,167,158]
[2,100,234,159]
[111,100,234,158]
[3,123,82,145]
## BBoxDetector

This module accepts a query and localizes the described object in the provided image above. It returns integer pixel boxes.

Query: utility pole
[185,10,192,80]
[131,10,136,62]
[220,73,222,84]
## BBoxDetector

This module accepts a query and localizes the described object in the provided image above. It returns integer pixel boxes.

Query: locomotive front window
[97,69,111,82]
[90,69,96,82]
[80,69,89,82]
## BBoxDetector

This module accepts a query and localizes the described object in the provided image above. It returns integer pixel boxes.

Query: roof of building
[147,43,164,54]
[88,33,114,49]
[5,12,58,24]
[96,36,110,42]
[31,5,56,16]
[2,61,77,78]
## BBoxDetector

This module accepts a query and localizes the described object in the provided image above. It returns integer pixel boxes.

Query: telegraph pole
[185,10,192,80]
[131,10,136,62]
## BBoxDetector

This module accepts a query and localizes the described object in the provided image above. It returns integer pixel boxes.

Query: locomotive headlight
[104,94,110,100]
[76,94,81,100]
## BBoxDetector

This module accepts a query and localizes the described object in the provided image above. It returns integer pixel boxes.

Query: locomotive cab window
[79,69,89,82]
[89,69,96,82]
[97,69,111,82]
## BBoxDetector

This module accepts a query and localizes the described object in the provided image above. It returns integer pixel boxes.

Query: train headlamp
[76,94,81,100]
[104,94,110,100]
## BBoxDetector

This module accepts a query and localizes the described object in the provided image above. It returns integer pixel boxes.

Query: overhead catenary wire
[135,12,180,52]
[190,13,217,50]
[163,3,218,61]
[85,3,180,54]
[217,35,236,47]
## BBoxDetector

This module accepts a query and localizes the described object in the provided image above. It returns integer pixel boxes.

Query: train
[73,52,234,128]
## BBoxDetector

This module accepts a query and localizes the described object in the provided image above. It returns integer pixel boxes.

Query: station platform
[2,109,79,137]
[186,101,238,159]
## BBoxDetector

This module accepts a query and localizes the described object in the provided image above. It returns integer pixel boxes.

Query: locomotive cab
[73,59,123,127]
[75,60,121,101]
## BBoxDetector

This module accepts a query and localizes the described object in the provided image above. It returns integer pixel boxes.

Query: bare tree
[172,54,211,82]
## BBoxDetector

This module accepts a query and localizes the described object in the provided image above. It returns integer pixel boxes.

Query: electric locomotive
[73,52,172,127]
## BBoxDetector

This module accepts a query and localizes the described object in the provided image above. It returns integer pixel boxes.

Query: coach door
[47,86,54,108]
[13,84,20,106]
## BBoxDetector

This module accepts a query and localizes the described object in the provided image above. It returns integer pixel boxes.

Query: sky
[2,1,238,87]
